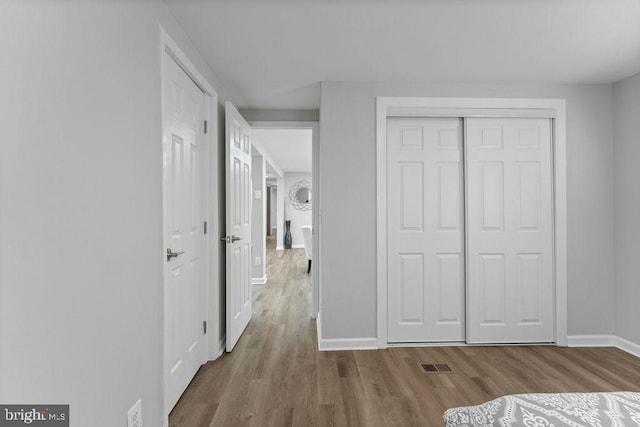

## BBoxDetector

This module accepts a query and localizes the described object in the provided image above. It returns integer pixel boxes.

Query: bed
[443,392,640,426]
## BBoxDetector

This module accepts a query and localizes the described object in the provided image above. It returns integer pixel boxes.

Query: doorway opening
[250,123,319,319]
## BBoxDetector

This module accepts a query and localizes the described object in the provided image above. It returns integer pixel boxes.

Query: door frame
[249,121,320,319]
[375,97,567,349]
[159,26,221,423]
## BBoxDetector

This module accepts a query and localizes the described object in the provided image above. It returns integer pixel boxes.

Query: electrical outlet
[127,399,142,427]
[255,257,262,266]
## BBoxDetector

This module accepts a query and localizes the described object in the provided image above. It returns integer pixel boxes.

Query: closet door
[387,118,465,342]
[466,118,554,343]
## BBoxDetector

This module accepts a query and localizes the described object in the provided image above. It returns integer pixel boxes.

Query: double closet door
[387,117,554,344]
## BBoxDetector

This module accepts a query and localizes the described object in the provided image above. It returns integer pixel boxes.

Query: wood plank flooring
[169,236,640,426]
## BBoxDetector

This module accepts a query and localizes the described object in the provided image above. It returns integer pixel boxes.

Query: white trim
[291,244,305,249]
[376,97,567,350]
[387,107,557,118]
[319,338,379,351]
[160,26,221,424]
[386,341,554,348]
[616,336,640,358]
[248,121,320,321]
[316,313,376,351]
[216,336,226,360]
[316,313,322,348]
[387,341,468,348]
[210,344,225,362]
[567,335,616,347]
[568,335,640,358]
[251,276,268,285]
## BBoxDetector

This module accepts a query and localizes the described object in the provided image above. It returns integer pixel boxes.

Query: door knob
[166,248,185,261]
[220,235,242,243]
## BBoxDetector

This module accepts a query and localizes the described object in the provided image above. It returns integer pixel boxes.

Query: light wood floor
[169,236,640,426]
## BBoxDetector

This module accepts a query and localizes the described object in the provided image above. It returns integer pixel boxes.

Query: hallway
[169,237,317,426]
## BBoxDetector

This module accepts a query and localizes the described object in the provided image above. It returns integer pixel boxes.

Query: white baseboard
[251,276,267,285]
[568,334,640,358]
[615,336,640,358]
[387,341,468,348]
[319,338,378,351]
[316,314,321,349]
[316,315,377,351]
[315,332,640,356]
[567,334,616,347]
[276,245,284,251]
[209,344,224,361]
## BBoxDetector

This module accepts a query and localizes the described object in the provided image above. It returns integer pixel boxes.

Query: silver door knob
[220,235,242,243]
[167,248,185,261]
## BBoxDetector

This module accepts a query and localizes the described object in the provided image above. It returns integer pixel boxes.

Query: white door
[162,53,207,411]
[466,118,554,343]
[225,102,252,352]
[387,118,465,342]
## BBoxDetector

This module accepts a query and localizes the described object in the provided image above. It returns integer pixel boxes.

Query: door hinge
[204,120,208,134]
[204,221,208,235]
[203,320,207,334]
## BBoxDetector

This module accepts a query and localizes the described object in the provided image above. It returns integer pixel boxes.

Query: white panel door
[466,118,554,343]
[387,118,465,342]
[225,102,252,352]
[162,53,207,411]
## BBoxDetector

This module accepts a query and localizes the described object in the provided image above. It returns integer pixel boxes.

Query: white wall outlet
[255,257,262,266]
[255,190,262,199]
[127,399,142,427]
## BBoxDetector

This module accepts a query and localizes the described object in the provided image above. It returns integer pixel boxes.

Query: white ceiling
[253,129,312,173]
[166,0,640,110]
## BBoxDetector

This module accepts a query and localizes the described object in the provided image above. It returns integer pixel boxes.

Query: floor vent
[421,363,452,373]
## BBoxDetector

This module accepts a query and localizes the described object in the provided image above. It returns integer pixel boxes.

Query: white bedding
[443,392,640,427]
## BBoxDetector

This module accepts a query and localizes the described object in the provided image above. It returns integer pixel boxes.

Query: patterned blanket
[443,392,640,426]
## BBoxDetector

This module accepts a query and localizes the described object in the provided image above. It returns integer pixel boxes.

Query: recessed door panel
[480,162,504,231]
[399,254,425,324]
[518,253,542,324]
[437,253,463,324]
[480,253,506,325]
[399,162,424,231]
[401,128,423,150]
[517,162,541,230]
[438,163,460,230]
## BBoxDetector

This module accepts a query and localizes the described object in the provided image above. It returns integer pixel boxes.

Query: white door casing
[376,97,567,349]
[162,52,207,411]
[387,118,465,342]
[466,118,554,343]
[225,102,252,352]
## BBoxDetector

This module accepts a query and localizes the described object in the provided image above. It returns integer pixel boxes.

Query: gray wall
[613,72,640,346]
[270,186,278,232]
[251,156,266,280]
[319,81,615,340]
[0,1,239,426]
